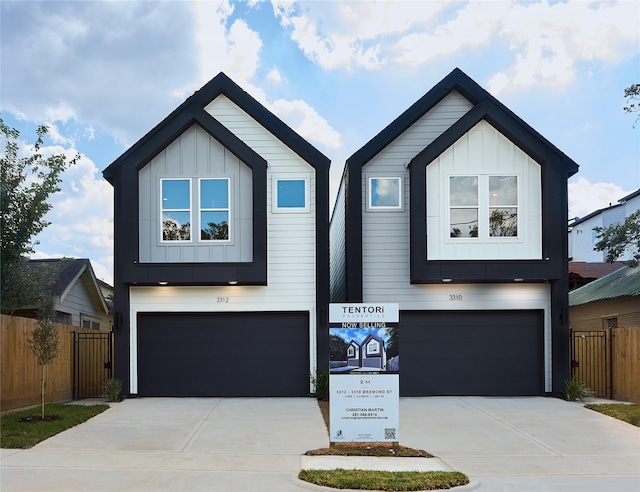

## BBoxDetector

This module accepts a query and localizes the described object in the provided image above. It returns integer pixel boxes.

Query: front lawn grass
[585,403,640,427]
[299,469,469,491]
[1,403,109,449]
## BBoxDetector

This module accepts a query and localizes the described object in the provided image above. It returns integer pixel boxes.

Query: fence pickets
[571,325,640,403]
[1,314,113,412]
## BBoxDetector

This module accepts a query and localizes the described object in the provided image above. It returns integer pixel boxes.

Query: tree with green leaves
[624,83,640,127]
[28,298,60,419]
[0,116,77,312]
[593,210,640,267]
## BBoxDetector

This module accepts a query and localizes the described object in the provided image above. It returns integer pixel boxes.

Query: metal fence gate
[570,329,610,398]
[73,331,114,399]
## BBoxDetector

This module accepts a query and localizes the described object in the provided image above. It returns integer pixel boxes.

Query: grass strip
[299,469,469,491]
[1,403,110,449]
[585,403,640,427]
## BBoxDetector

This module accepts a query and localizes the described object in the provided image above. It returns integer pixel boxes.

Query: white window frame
[199,178,231,242]
[367,176,403,211]
[160,178,192,243]
[272,174,310,213]
[447,174,520,241]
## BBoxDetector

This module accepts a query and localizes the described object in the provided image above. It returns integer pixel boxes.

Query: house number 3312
[449,294,462,300]
[216,296,229,303]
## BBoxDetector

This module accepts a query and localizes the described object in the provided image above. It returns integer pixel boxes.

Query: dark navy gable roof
[103,72,329,182]
[409,97,578,175]
[345,67,578,176]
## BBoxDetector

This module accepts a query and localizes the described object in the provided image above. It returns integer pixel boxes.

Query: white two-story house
[103,73,330,397]
[330,68,579,397]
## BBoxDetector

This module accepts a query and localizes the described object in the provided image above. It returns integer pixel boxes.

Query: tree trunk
[41,364,45,419]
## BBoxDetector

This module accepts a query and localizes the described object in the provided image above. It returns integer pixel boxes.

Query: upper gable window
[272,175,310,213]
[368,177,402,211]
[449,175,518,239]
[161,179,191,241]
[200,178,230,241]
[366,339,380,355]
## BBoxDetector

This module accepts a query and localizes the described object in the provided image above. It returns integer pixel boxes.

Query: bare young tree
[28,299,60,419]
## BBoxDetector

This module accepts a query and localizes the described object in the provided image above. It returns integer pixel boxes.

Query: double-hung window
[449,175,518,239]
[161,179,191,241]
[200,178,230,241]
[161,178,230,242]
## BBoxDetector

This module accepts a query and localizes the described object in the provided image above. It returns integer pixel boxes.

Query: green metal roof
[569,265,640,306]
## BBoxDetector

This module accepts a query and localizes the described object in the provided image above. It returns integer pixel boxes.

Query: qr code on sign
[384,428,396,440]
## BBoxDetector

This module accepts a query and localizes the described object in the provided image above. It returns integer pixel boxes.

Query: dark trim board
[136,311,310,397]
[399,310,545,396]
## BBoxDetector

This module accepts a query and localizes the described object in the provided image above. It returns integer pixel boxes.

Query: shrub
[564,378,595,401]
[103,378,123,402]
[310,366,329,401]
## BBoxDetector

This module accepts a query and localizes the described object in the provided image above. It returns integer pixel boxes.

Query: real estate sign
[329,303,399,443]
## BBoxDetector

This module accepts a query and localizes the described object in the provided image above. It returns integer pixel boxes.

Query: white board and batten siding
[359,92,552,392]
[138,124,254,264]
[361,90,472,302]
[130,94,319,393]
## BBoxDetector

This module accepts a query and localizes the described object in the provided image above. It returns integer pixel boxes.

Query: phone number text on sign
[329,374,399,442]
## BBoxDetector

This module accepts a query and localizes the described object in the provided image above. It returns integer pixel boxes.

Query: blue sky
[1,0,639,285]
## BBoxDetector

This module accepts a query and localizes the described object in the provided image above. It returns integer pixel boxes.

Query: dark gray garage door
[401,310,543,396]
[137,312,309,397]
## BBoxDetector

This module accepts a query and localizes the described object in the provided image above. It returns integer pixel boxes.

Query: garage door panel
[137,312,309,397]
[401,310,543,396]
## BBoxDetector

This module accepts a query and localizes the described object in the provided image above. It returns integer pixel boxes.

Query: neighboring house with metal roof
[13,258,112,331]
[569,265,640,331]
[568,261,626,291]
[568,189,640,263]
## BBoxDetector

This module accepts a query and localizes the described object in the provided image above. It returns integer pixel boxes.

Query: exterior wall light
[514,278,524,282]
[228,280,238,285]
[158,281,168,286]
[442,278,452,283]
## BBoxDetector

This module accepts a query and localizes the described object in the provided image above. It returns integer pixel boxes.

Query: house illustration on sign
[332,329,394,373]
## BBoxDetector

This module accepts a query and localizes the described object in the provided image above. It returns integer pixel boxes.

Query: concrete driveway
[1,397,639,491]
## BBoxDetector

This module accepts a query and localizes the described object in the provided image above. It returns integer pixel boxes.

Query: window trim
[199,177,231,242]
[160,178,192,243]
[447,173,520,241]
[272,174,310,213]
[366,176,403,212]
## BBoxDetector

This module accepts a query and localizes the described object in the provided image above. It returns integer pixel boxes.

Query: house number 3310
[449,294,462,300]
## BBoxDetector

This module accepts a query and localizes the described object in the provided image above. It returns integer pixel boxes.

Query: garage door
[401,310,543,396]
[137,312,309,397]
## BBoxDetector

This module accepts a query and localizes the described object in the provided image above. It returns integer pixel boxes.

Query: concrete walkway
[399,397,640,491]
[1,397,639,491]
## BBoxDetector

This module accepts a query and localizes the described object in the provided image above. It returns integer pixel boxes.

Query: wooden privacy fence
[1,314,113,412]
[571,325,640,403]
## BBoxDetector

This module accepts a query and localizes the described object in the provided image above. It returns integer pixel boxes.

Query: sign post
[328,303,399,443]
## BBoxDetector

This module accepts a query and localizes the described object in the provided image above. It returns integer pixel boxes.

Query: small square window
[278,180,305,208]
[272,176,310,213]
[368,177,402,210]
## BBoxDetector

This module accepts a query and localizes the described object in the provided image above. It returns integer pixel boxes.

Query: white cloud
[45,122,74,146]
[272,0,639,95]
[267,68,283,83]
[488,0,640,94]
[272,0,446,70]
[192,0,262,87]
[28,144,114,284]
[269,98,342,150]
[568,177,633,220]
